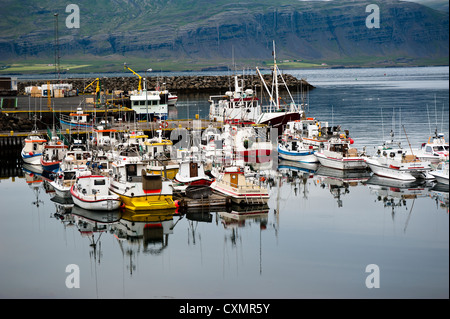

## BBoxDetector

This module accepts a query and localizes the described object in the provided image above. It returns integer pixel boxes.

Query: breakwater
[16,73,314,95]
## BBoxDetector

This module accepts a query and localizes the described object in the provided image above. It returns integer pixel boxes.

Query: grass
[1,54,447,75]
[1,62,91,73]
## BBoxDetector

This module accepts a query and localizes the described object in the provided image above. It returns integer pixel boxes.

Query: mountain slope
[0,0,448,71]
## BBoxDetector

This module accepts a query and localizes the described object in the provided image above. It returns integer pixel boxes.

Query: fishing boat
[59,107,94,130]
[281,118,331,148]
[365,148,433,181]
[21,131,47,165]
[412,131,449,164]
[278,139,318,163]
[70,171,121,211]
[210,166,270,205]
[129,83,169,121]
[314,136,367,170]
[174,159,213,186]
[142,129,178,179]
[429,160,449,185]
[208,75,261,124]
[90,126,119,150]
[109,144,176,211]
[221,125,272,164]
[254,42,303,133]
[40,135,68,172]
[50,169,77,198]
[60,139,92,172]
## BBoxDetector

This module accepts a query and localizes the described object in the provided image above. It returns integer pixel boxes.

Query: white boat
[40,135,69,172]
[210,166,270,205]
[314,136,367,170]
[70,172,121,211]
[209,75,261,124]
[90,126,119,150]
[129,80,169,121]
[50,169,78,198]
[278,139,318,163]
[21,131,46,165]
[59,107,94,130]
[412,132,449,164]
[281,117,331,148]
[174,159,213,187]
[221,124,272,164]
[429,161,449,185]
[60,140,92,172]
[365,148,433,181]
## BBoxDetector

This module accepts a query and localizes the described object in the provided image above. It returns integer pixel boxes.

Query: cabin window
[33,143,38,151]
[126,164,137,177]
[142,174,162,191]
[94,179,106,186]
[426,146,432,153]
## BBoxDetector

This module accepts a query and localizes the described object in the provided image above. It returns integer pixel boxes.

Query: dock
[174,192,231,210]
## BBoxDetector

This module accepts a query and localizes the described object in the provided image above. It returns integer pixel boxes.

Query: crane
[83,77,101,106]
[124,63,143,92]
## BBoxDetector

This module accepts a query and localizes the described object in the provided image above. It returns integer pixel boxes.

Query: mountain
[0,0,448,72]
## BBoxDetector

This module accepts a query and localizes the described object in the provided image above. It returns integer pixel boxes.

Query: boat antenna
[402,125,415,157]
[426,103,432,135]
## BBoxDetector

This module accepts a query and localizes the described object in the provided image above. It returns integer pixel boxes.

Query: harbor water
[0,66,448,299]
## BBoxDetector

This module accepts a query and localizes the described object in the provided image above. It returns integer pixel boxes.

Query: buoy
[350,138,354,145]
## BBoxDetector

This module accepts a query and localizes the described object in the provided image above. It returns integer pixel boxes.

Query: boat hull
[21,152,42,165]
[51,182,72,198]
[210,182,269,205]
[365,158,423,181]
[112,191,176,211]
[429,171,449,185]
[256,111,301,134]
[40,158,61,172]
[71,187,121,211]
[315,152,367,170]
[278,146,318,163]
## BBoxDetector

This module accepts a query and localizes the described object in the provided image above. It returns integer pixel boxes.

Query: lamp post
[144,68,152,127]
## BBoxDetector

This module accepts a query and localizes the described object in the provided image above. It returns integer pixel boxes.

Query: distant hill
[0,0,448,72]
[403,0,449,12]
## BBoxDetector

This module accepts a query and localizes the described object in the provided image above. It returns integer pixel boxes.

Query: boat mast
[273,40,279,110]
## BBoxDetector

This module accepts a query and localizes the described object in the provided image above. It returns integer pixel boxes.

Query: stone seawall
[17,73,314,95]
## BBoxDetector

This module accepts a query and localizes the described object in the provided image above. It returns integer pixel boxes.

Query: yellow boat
[109,145,176,211]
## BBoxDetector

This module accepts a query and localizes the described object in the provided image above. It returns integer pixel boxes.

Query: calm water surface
[0,66,448,299]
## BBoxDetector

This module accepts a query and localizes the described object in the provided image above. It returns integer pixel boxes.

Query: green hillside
[0,0,448,73]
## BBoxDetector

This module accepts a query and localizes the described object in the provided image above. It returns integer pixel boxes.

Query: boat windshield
[433,146,446,151]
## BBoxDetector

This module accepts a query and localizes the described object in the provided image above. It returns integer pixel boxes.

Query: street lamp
[145,68,152,126]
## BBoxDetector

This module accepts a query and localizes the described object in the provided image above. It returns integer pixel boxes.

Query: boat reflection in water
[430,183,449,214]
[114,209,176,273]
[314,165,371,207]
[366,175,434,228]
[219,204,269,228]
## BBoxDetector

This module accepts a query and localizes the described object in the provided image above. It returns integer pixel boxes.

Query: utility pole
[54,13,60,80]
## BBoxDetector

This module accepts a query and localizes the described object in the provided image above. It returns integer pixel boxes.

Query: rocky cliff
[0,0,448,67]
